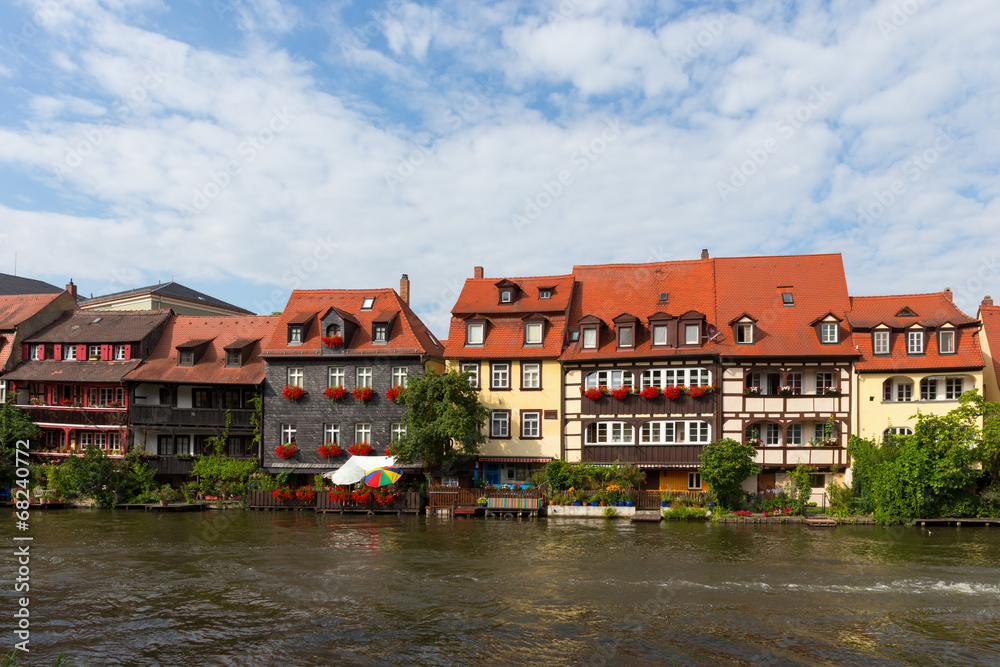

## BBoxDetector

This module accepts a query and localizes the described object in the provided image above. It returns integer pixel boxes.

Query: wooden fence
[316,491,423,513]
[428,488,546,511]
[247,489,315,509]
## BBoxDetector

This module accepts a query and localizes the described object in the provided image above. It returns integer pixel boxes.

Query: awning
[478,457,552,463]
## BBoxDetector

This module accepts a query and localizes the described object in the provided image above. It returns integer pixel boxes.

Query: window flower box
[282,385,306,401]
[687,385,714,398]
[348,442,373,456]
[663,385,687,401]
[822,388,842,396]
[318,443,342,458]
[275,443,299,460]
[777,387,797,396]
[609,387,632,400]
[322,335,344,348]
[582,387,609,400]
[639,386,662,399]
[744,387,762,396]
[744,437,763,447]
[328,488,353,503]
[324,385,347,401]
[353,386,374,402]
[385,385,403,403]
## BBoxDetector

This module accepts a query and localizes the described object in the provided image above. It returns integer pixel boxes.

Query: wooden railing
[131,406,254,428]
[247,489,315,509]
[428,488,546,511]
[316,491,423,513]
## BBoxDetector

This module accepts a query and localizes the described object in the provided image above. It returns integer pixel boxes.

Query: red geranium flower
[318,443,342,458]
[348,442,373,456]
[640,386,662,399]
[275,443,298,459]
[353,386,374,402]
[281,385,305,400]
[324,385,347,401]
[322,335,344,348]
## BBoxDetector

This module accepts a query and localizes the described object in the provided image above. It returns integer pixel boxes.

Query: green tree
[949,390,1000,485]
[787,464,816,515]
[699,438,762,509]
[61,446,116,508]
[0,400,41,488]
[393,370,490,466]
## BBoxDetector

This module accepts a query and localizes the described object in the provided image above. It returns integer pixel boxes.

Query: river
[5,510,1000,666]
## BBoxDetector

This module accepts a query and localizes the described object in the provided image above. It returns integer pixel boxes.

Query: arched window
[746,422,781,446]
[326,324,340,337]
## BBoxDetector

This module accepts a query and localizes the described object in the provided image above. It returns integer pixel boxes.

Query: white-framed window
[684,323,700,345]
[920,378,937,400]
[324,423,340,445]
[328,367,345,387]
[113,345,127,360]
[582,328,598,349]
[939,330,956,354]
[63,346,77,360]
[785,373,802,394]
[178,350,194,366]
[361,297,375,310]
[897,382,912,401]
[287,367,303,388]
[356,367,372,388]
[945,377,964,399]
[521,412,540,438]
[522,363,540,389]
[585,370,634,390]
[281,423,296,445]
[355,423,371,443]
[88,345,100,359]
[391,423,406,442]
[288,325,303,344]
[884,426,913,438]
[873,331,890,355]
[746,372,761,390]
[490,411,509,438]
[907,330,924,354]
[763,423,781,446]
[466,322,484,346]
[652,325,667,346]
[539,290,551,299]
[373,324,388,344]
[29,345,40,360]
[618,326,633,348]
[461,363,479,388]
[736,323,753,344]
[640,420,710,444]
[500,290,512,303]
[524,322,543,345]
[584,422,635,445]
[0,380,6,404]
[821,323,838,344]
[815,372,834,393]
[786,423,803,445]
[688,472,702,490]
[491,362,510,389]
[391,367,408,387]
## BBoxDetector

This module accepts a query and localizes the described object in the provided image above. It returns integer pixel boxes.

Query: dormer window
[114,345,128,360]
[466,322,485,346]
[539,290,551,299]
[373,323,388,344]
[29,344,41,360]
[582,328,597,349]
[362,297,375,310]
[288,325,303,345]
[652,325,667,346]
[326,324,340,337]
[178,350,194,366]
[618,326,633,348]
[684,323,700,345]
[225,350,242,368]
[524,321,543,346]
[736,323,753,344]
[873,330,890,355]
[907,329,924,355]
[939,329,956,354]
[821,322,838,344]
[500,290,512,303]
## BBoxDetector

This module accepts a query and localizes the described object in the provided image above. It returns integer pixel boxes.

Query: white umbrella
[323,455,396,485]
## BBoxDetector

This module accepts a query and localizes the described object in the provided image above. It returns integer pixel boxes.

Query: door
[485,463,501,486]
[757,473,775,493]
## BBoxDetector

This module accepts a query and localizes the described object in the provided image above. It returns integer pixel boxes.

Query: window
[883,379,893,401]
[29,345,40,360]
[355,423,371,443]
[539,290,551,299]
[490,411,510,438]
[391,367,408,387]
[178,350,194,366]
[288,325,303,344]
[225,349,241,367]
[907,330,924,354]
[391,423,406,442]
[786,373,802,394]
[522,363,540,389]
[815,373,834,393]
[736,323,753,344]
[786,423,803,445]
[88,345,100,359]
[173,435,190,456]
[945,377,963,399]
[763,423,781,446]
[324,424,340,445]
[920,378,937,400]
[618,326,633,348]
[688,473,702,490]
[114,345,127,360]
[582,328,598,349]
[821,323,838,344]
[92,387,124,407]
[897,382,913,402]
[281,423,296,445]
[585,370,634,390]
[461,363,479,388]
[222,390,242,409]
[652,325,667,346]
[326,324,341,338]
[521,411,540,438]
[873,331,890,355]
[809,474,826,488]
[500,290,511,303]
[192,389,213,409]
[362,297,375,310]
[373,323,388,344]
[684,324,700,345]
[939,330,956,354]
[524,322,543,345]
[746,372,761,391]
[584,422,635,445]
[782,292,794,306]
[491,362,510,389]
[63,346,76,360]
[640,421,710,444]
[288,367,304,388]
[813,422,828,442]
[328,367,345,387]
[466,322,484,346]
[0,380,5,404]
[356,367,372,388]
[884,426,913,439]
[640,368,710,389]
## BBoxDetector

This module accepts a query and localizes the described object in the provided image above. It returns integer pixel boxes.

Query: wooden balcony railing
[131,406,254,428]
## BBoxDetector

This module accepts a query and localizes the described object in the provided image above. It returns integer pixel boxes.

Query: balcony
[147,454,254,476]
[131,405,255,428]
[582,392,716,416]
[754,446,848,468]
[583,444,704,466]
[19,405,126,427]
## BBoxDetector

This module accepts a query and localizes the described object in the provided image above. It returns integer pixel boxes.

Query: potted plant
[271,485,295,502]
[385,385,404,402]
[639,386,662,399]
[324,385,347,401]
[322,334,344,348]
[353,386,374,402]
[744,386,762,396]
[778,386,796,396]
[582,386,608,400]
[295,487,316,503]
[348,442,373,456]
[663,385,686,400]
[281,385,306,401]
[609,386,631,400]
[153,484,179,506]
[318,442,343,458]
[275,443,298,459]
[477,496,487,507]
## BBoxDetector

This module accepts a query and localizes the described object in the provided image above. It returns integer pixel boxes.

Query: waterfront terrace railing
[316,491,423,513]
[428,488,546,511]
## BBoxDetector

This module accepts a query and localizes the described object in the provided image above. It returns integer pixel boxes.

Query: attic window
[539,290,551,300]
[500,290,512,303]
[288,325,303,345]
[225,350,242,367]
[362,297,375,310]
[782,293,794,306]
[178,350,194,366]
[582,327,598,349]
[373,323,388,344]
[658,292,668,303]
[896,307,917,318]
[736,322,754,344]
[569,331,580,342]
[91,317,102,324]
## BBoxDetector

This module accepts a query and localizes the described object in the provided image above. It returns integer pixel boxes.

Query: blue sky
[1,0,998,336]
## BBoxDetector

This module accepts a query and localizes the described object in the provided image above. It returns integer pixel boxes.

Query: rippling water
[5,510,1000,665]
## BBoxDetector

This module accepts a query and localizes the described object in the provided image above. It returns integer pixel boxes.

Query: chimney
[983,295,994,307]
[943,287,953,302]
[66,280,77,300]
[701,249,709,260]
[474,266,484,279]
[399,274,410,305]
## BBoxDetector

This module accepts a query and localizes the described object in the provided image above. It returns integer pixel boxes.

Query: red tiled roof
[262,289,443,357]
[450,274,575,315]
[0,334,13,369]
[851,325,982,372]
[125,315,279,385]
[4,360,142,383]
[847,293,977,329]
[25,310,172,344]
[979,305,1000,383]
[446,315,569,360]
[0,293,63,330]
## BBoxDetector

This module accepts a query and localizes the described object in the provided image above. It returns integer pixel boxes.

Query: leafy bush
[700,438,762,509]
[663,505,710,521]
[826,479,854,517]
[933,490,979,518]
[192,455,260,496]
[978,484,1000,518]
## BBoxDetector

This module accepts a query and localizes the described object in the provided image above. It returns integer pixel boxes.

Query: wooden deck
[917,518,998,527]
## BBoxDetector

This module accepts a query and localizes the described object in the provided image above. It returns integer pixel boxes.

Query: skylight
[782,292,794,306]
[362,297,375,310]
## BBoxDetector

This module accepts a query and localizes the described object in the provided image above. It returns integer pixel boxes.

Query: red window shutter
[22,344,29,361]
[37,345,45,361]
[124,344,131,360]
[77,344,87,360]
[100,345,110,361]
[54,344,62,360]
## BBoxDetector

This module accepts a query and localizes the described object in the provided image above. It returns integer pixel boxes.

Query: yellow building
[849,292,984,441]
[445,268,575,486]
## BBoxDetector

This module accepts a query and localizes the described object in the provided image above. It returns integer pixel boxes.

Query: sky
[0,0,998,337]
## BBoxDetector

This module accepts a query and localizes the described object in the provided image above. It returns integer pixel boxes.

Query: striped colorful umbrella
[363,466,402,488]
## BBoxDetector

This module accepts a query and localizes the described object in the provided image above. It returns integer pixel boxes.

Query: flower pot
[599,501,606,506]
[616,501,624,507]
[625,501,634,507]
[661,501,669,507]
[573,500,582,506]
[159,500,167,507]
[590,501,599,506]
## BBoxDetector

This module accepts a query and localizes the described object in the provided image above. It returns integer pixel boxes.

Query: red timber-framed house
[4,310,171,458]
[560,257,720,492]
[124,315,278,481]
[261,276,444,481]
[715,254,858,496]
[444,267,575,486]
